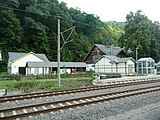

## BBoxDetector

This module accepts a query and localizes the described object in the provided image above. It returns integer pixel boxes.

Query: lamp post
[110,44,114,73]
[57,17,61,88]
[136,47,139,76]
[97,50,100,74]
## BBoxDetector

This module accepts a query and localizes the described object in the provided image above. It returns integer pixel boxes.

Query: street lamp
[97,50,100,74]
[110,44,114,73]
[136,47,139,75]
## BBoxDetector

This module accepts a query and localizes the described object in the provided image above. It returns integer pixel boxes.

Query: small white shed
[137,57,155,75]
[94,55,135,75]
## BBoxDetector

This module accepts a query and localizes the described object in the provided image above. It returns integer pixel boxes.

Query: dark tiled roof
[95,44,124,56]
[8,52,49,62]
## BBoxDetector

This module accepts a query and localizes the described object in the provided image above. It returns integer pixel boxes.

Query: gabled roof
[94,55,135,64]
[137,57,154,62]
[95,44,125,56]
[26,62,86,68]
[8,52,49,62]
[83,44,127,62]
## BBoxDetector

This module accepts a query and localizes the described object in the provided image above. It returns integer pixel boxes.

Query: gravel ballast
[25,91,160,120]
[1,81,160,120]
[1,81,160,110]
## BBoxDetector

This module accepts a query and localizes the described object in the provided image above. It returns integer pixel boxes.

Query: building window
[128,65,133,73]
[34,68,39,75]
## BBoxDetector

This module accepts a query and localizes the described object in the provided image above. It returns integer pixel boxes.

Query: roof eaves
[10,52,27,63]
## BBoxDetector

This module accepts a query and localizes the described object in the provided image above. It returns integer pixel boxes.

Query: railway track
[0,85,160,120]
[0,77,160,103]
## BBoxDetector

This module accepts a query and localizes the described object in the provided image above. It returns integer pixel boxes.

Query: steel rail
[0,78,160,103]
[0,85,160,120]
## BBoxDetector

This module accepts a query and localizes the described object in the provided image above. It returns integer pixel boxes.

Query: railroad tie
[12,110,17,115]
[66,102,72,105]
[29,115,33,118]
[97,97,103,100]
[92,98,98,101]
[80,100,86,103]
[33,107,38,111]
[42,106,47,110]
[104,101,109,103]
[58,103,64,107]
[86,99,91,102]
[102,96,108,99]
[73,101,79,104]
[23,109,28,113]
[50,111,54,114]
[0,112,5,117]
[16,118,20,120]
[50,104,56,108]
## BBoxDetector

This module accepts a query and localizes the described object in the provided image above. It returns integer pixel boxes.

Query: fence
[0,72,93,80]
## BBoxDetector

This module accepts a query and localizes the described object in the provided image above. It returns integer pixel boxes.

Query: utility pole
[57,17,75,88]
[110,44,114,73]
[57,17,61,88]
[136,47,139,76]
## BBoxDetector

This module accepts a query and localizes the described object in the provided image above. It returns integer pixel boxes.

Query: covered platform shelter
[137,57,155,75]
[26,62,86,75]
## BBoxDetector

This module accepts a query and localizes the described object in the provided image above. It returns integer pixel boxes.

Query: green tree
[118,10,160,61]
[0,5,22,65]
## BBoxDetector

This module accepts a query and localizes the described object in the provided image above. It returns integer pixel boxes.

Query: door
[19,67,26,75]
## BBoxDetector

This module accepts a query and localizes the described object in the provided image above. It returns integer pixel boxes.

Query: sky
[58,0,160,22]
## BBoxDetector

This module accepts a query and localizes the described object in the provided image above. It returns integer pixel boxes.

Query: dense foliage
[0,0,113,66]
[119,10,160,62]
[1,0,160,69]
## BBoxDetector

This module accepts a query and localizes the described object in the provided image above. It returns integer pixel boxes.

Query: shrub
[15,80,38,93]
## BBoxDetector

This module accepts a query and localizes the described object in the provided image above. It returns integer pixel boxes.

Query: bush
[15,80,38,93]
[12,74,22,81]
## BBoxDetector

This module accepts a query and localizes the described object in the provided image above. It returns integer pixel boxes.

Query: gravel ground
[0,81,160,110]
[24,91,160,120]
[1,82,160,120]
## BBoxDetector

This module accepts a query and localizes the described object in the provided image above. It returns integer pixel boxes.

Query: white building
[94,55,135,76]
[137,57,155,75]
[26,62,86,75]
[8,52,86,75]
[8,52,49,75]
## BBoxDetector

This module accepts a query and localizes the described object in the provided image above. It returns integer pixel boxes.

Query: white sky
[58,0,160,22]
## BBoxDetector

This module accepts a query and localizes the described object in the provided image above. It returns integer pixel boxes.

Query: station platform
[92,75,160,86]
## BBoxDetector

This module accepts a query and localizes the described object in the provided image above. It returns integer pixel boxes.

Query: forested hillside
[105,21,125,45]
[1,0,160,68]
[0,0,120,66]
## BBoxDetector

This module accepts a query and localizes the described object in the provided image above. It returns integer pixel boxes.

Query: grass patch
[0,77,92,93]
